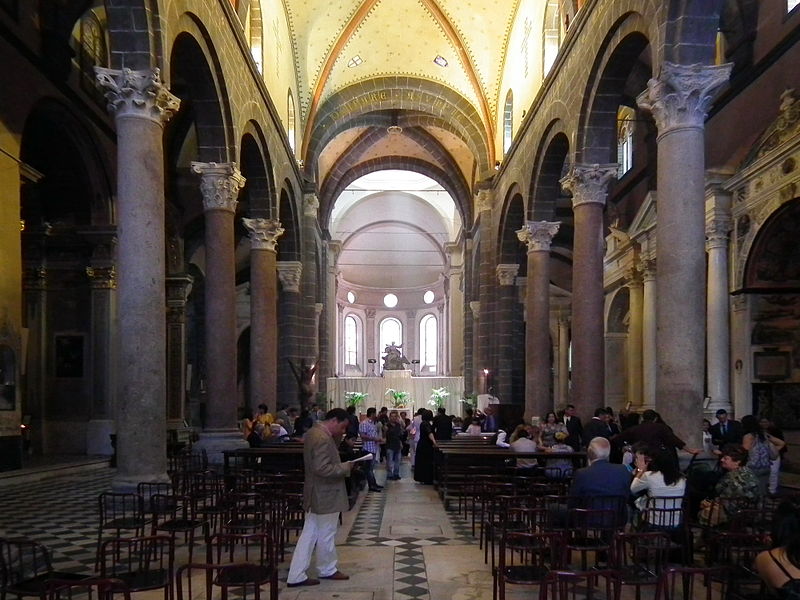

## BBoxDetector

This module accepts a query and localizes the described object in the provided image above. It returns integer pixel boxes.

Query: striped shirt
[359,419,380,454]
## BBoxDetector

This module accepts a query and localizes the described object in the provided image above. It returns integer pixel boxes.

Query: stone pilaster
[22,266,48,455]
[637,62,731,447]
[405,310,417,368]
[730,295,751,417]
[191,161,246,461]
[243,218,283,414]
[706,214,732,415]
[300,193,320,378]
[561,165,616,419]
[625,268,644,410]
[641,259,657,411]
[165,275,192,426]
[475,189,495,394]
[85,263,116,455]
[556,310,571,409]
[277,260,303,404]
[517,221,560,419]
[495,264,519,404]
[95,67,179,487]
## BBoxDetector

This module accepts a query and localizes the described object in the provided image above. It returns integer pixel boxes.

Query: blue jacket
[570,459,632,500]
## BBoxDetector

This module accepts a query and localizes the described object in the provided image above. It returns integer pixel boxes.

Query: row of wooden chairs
[2,533,278,600]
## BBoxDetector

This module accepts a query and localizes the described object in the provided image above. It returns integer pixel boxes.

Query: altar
[327,370,464,416]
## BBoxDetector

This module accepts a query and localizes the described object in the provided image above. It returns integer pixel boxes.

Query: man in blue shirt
[359,408,383,492]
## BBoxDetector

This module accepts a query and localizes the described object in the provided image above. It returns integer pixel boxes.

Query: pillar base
[86,419,115,456]
[194,429,249,466]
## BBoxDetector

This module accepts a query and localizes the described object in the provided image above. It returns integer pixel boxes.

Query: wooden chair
[95,493,146,570]
[492,531,566,600]
[150,494,209,564]
[611,531,671,600]
[539,568,621,600]
[654,566,730,600]
[99,536,174,600]
[46,578,130,600]
[206,533,277,600]
[0,538,90,600]
[565,507,619,570]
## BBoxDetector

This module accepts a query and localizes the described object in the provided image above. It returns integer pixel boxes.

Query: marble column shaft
[475,190,495,393]
[495,264,519,404]
[561,165,616,418]
[706,220,731,414]
[557,313,570,408]
[637,62,731,446]
[191,161,245,430]
[517,221,559,419]
[626,269,644,408]
[95,67,179,486]
[243,218,283,415]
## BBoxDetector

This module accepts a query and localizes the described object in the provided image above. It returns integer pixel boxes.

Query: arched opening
[287,91,296,154]
[606,287,630,410]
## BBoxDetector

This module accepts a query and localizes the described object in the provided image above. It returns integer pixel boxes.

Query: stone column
[625,268,644,409]
[405,310,417,369]
[638,62,731,445]
[475,189,495,393]
[95,67,179,487]
[517,221,560,419]
[641,259,657,411]
[364,308,376,373]
[557,310,571,408]
[277,260,302,402]
[165,275,192,426]
[561,165,616,418]
[85,265,116,455]
[300,193,319,364]
[22,266,48,455]
[730,295,751,417]
[706,215,732,415]
[242,218,283,414]
[495,264,519,404]
[191,161,246,458]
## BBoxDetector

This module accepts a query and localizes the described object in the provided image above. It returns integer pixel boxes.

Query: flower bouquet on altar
[344,391,368,409]
[385,388,410,409]
[428,387,449,410]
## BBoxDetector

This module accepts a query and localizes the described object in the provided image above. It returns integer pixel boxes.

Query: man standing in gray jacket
[287,408,356,587]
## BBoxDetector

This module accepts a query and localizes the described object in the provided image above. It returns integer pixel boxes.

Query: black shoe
[369,487,383,492]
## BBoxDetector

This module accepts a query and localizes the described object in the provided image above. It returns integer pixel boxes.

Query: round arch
[239,120,275,217]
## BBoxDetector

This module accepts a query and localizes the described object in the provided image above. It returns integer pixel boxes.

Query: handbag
[698,499,727,526]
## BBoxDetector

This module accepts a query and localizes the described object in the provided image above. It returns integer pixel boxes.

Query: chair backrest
[206,533,274,567]
[47,577,131,600]
[97,492,145,526]
[643,495,685,529]
[612,531,671,579]
[99,536,174,586]
[0,538,53,586]
[176,563,263,600]
[541,569,621,600]
[655,566,730,600]
[500,531,567,571]
[568,507,619,535]
[712,532,767,587]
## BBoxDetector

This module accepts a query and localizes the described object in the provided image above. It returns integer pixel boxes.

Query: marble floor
[0,459,734,599]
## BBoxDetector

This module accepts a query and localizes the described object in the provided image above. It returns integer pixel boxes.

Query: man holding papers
[287,408,368,587]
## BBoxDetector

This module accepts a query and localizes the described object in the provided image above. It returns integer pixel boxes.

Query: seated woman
[543,431,574,479]
[539,411,567,447]
[631,446,686,529]
[755,498,800,598]
[699,443,761,525]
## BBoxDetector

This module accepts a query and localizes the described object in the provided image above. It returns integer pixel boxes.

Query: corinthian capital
[191,162,246,213]
[496,264,519,286]
[560,164,618,209]
[637,62,732,136]
[517,221,561,252]
[276,261,302,292]
[303,193,319,217]
[243,218,284,252]
[706,218,731,250]
[94,67,180,124]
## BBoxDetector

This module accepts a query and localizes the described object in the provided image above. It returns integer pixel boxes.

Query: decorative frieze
[517,221,560,252]
[276,261,302,292]
[636,62,732,136]
[242,218,284,252]
[191,162,246,213]
[85,266,117,289]
[560,164,618,208]
[94,67,180,124]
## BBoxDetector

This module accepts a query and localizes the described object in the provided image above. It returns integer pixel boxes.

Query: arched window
[379,318,402,359]
[344,314,359,366]
[78,10,108,104]
[617,105,635,177]
[503,90,513,155]
[542,0,562,76]
[420,314,437,372]
[248,0,264,73]
[287,91,296,154]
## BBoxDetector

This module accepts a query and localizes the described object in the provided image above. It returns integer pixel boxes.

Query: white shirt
[511,437,539,468]
[630,471,686,527]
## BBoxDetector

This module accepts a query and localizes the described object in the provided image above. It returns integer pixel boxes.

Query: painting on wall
[54,334,84,378]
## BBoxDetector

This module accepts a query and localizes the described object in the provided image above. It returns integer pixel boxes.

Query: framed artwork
[55,334,84,378]
[753,348,792,381]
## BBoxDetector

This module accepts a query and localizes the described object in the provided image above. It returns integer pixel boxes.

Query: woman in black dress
[414,409,437,484]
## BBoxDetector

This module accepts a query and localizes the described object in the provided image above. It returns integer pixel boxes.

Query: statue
[289,358,317,409]
[382,341,410,371]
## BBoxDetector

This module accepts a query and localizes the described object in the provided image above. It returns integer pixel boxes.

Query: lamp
[483,369,490,394]
[367,358,377,376]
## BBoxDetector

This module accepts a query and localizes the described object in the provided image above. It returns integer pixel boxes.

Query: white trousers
[286,511,340,584]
